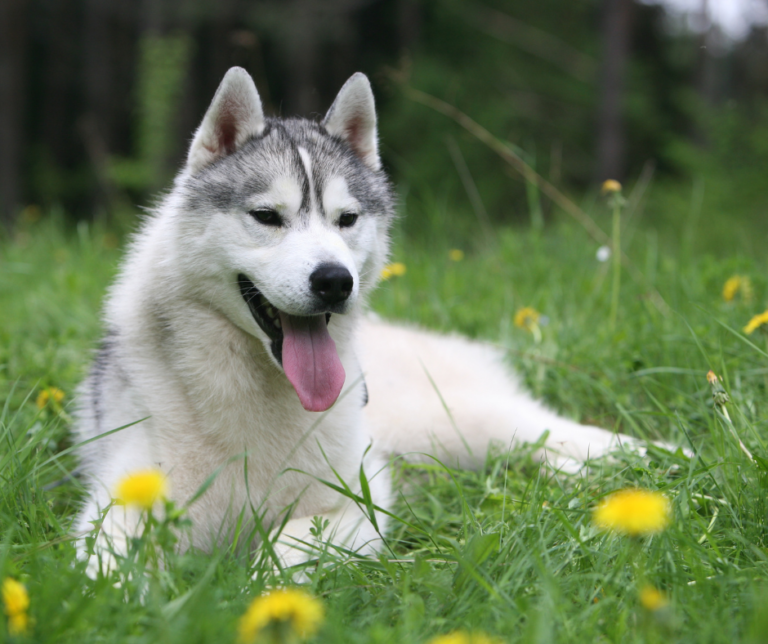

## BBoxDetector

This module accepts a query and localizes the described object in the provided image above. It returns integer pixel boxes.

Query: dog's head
[172,67,394,412]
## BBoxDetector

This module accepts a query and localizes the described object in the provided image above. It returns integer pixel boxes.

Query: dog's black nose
[310,263,354,305]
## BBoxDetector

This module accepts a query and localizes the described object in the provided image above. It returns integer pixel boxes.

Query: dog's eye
[249,209,282,227]
[339,212,358,228]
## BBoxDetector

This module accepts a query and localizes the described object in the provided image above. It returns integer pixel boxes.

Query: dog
[74,67,641,575]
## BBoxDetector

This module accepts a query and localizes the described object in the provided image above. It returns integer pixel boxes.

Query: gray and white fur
[74,67,643,574]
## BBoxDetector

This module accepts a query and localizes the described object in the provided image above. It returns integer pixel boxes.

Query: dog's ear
[323,73,380,171]
[187,67,265,174]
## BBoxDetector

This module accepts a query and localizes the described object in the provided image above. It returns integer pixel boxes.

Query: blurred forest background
[1,0,768,248]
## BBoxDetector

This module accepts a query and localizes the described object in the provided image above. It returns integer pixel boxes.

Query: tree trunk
[596,0,632,183]
[0,0,28,229]
[398,0,421,54]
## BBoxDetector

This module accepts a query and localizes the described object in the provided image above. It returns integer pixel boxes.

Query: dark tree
[0,0,28,228]
[596,0,633,182]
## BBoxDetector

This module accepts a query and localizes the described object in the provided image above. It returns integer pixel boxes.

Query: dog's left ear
[187,67,265,174]
[323,73,380,171]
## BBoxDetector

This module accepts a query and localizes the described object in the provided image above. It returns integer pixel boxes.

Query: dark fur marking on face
[181,117,395,225]
[286,121,394,222]
[183,123,276,213]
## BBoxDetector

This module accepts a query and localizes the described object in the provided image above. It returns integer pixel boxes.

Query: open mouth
[238,274,333,363]
[237,274,344,412]
[238,274,286,362]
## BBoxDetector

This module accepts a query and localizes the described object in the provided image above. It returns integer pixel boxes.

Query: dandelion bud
[706,371,730,407]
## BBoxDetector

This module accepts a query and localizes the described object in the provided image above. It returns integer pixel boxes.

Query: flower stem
[764,335,768,395]
[609,201,621,331]
[720,405,754,462]
[531,322,542,345]
[708,371,754,462]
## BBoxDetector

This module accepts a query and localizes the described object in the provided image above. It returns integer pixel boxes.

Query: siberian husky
[74,67,644,574]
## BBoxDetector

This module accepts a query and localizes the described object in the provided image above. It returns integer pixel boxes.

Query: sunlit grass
[1,208,768,642]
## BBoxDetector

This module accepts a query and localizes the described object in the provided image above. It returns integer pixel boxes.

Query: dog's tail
[359,317,636,470]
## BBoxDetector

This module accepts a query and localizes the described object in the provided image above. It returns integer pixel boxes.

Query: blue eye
[249,209,282,227]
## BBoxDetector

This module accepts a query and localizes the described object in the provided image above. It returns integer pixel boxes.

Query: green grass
[2,197,768,643]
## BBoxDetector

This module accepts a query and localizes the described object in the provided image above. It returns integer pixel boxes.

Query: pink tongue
[279,313,346,412]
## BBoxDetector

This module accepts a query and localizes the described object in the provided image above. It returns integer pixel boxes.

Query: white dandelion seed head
[596,246,611,262]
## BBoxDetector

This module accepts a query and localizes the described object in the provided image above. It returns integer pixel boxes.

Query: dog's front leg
[268,499,387,575]
[76,495,145,579]
[262,454,392,582]
[257,501,386,586]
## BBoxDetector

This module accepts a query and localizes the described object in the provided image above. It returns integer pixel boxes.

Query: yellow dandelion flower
[8,612,29,636]
[429,631,503,644]
[238,589,324,643]
[639,585,668,611]
[380,262,406,280]
[114,470,168,509]
[2,578,29,636]
[2,579,29,617]
[36,387,65,409]
[448,249,464,262]
[593,488,671,536]
[601,179,622,194]
[744,310,768,334]
[514,306,540,330]
[722,275,752,302]
[722,276,740,302]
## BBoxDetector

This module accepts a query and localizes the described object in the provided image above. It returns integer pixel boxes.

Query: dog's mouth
[238,274,345,412]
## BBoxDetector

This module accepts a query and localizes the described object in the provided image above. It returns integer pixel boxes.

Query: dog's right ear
[186,67,265,174]
[323,73,380,171]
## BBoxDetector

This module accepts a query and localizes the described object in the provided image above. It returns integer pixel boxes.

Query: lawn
[1,188,768,643]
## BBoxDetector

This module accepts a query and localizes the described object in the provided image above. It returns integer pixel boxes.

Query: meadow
[1,179,768,643]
